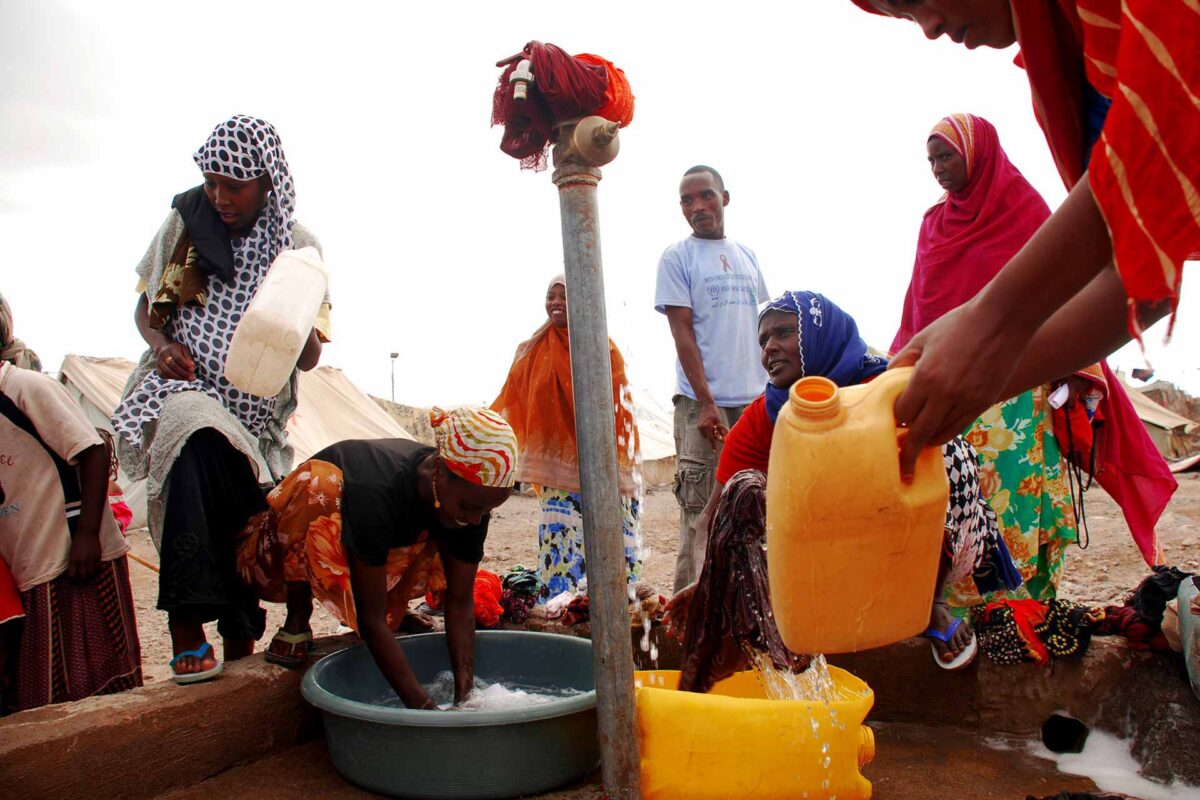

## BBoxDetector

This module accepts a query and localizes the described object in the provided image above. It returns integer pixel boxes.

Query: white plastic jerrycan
[224,246,327,398]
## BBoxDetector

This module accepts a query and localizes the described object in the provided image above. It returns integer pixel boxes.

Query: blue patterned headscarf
[760,290,888,423]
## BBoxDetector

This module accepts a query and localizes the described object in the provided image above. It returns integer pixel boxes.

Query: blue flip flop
[170,642,223,685]
[923,617,978,671]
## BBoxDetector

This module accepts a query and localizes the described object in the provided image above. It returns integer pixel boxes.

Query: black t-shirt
[309,438,487,567]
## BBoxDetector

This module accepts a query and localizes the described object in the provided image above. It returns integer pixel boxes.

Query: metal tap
[509,58,534,101]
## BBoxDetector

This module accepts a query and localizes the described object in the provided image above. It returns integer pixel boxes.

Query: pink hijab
[891,114,1051,354]
[894,114,1175,565]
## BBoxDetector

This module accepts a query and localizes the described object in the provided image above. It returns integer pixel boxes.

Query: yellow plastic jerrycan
[766,367,948,654]
[635,668,875,800]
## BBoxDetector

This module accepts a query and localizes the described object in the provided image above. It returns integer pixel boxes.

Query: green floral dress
[946,385,1078,608]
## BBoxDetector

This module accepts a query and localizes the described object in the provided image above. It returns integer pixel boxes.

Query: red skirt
[17,556,143,711]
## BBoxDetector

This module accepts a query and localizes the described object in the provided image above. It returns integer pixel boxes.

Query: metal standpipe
[551,116,640,800]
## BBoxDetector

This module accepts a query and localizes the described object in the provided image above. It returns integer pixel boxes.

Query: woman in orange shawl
[849,0,1198,478]
[492,275,642,599]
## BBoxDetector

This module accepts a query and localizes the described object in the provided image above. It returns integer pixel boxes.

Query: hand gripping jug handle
[864,367,942,557]
[870,366,921,482]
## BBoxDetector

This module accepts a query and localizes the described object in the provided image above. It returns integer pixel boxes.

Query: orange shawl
[1011,0,1199,327]
[491,322,641,496]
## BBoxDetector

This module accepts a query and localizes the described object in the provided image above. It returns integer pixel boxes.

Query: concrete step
[3,630,1195,799]
[150,725,1098,800]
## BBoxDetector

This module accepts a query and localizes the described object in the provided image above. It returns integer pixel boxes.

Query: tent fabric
[631,388,674,462]
[1129,387,1199,433]
[288,366,413,463]
[59,356,149,529]
[631,388,676,488]
[56,356,413,530]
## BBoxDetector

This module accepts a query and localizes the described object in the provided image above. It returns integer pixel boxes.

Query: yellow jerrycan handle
[862,367,947,556]
[863,366,920,471]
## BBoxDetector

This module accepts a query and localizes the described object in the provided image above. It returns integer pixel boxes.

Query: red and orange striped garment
[1012,1,1197,325]
[851,0,1198,327]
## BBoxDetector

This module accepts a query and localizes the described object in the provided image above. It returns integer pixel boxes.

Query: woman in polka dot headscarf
[111,115,331,685]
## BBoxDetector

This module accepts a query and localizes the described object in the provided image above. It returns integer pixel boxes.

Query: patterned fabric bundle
[970,598,1103,665]
[561,595,590,627]
[501,564,543,598]
[500,589,536,625]
[679,470,809,693]
[430,406,518,488]
[500,564,543,622]
[1091,566,1194,651]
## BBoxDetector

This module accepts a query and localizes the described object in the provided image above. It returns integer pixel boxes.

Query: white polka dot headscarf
[193,115,296,245]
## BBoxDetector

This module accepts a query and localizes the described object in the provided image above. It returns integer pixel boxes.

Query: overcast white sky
[2,1,1194,410]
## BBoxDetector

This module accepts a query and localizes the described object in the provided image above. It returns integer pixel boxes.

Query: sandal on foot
[170,642,223,685]
[923,617,978,671]
[265,628,312,668]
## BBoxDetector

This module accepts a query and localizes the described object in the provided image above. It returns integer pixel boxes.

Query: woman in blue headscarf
[670,291,1021,686]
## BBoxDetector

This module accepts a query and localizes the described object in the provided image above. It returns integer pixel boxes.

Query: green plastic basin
[302,630,599,799]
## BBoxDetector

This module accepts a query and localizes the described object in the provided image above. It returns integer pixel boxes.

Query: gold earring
[432,471,442,509]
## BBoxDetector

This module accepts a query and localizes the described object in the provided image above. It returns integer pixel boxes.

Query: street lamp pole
[390,352,399,403]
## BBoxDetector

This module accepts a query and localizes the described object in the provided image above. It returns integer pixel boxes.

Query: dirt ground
[129,473,1200,684]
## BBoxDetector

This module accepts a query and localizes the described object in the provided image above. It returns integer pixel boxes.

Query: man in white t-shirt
[655,165,769,591]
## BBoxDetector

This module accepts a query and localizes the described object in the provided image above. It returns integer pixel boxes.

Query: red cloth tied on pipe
[474,570,503,629]
[527,42,608,119]
[574,53,635,127]
[492,42,635,170]
[492,61,553,171]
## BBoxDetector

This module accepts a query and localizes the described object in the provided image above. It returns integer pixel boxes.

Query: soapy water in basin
[371,671,584,711]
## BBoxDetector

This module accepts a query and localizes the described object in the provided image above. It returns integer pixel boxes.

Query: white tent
[1128,384,1200,462]
[631,389,676,488]
[57,355,413,529]
[59,356,150,528]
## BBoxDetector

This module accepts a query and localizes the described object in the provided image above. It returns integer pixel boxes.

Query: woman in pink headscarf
[896,114,1078,609]
[896,113,1174,612]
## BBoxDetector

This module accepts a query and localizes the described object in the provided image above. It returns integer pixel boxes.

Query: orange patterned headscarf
[929,113,979,182]
[429,407,519,488]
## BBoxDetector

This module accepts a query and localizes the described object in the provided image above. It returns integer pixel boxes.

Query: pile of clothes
[499,565,542,625]
[971,567,1196,668]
